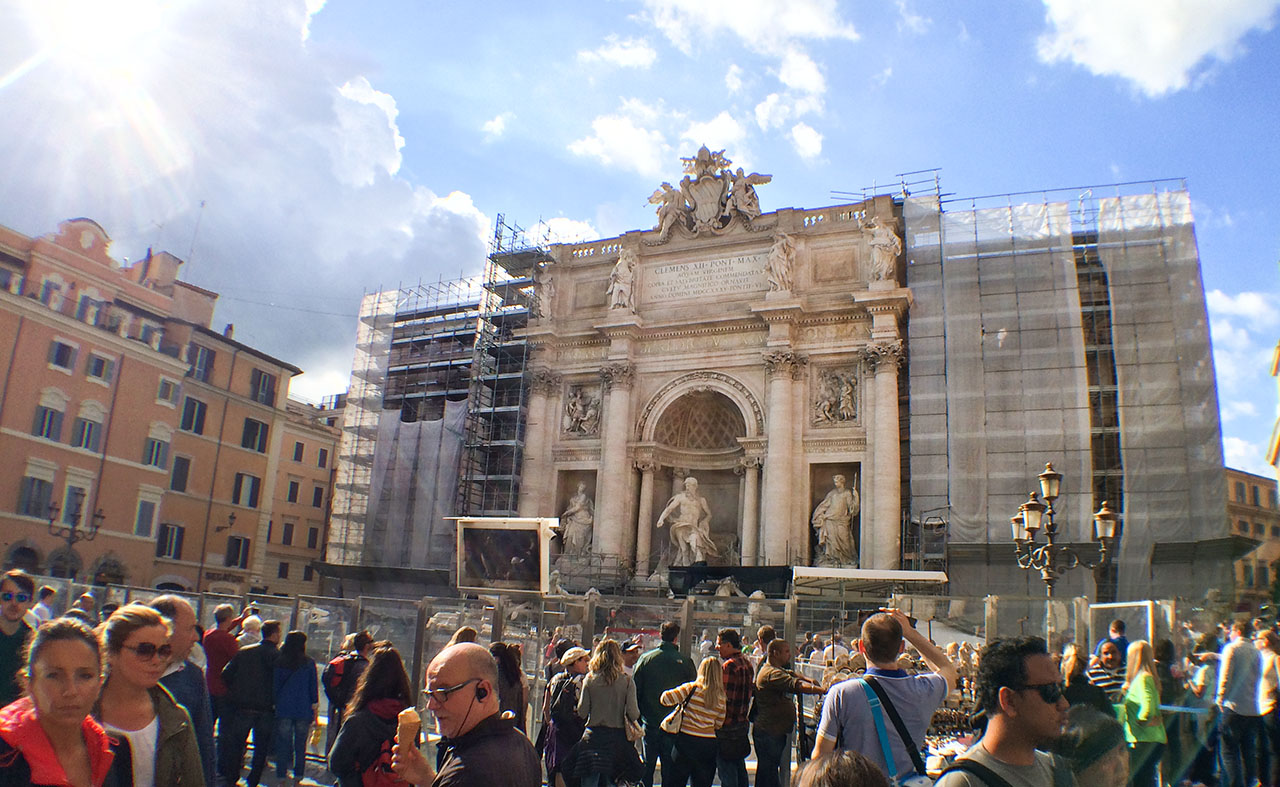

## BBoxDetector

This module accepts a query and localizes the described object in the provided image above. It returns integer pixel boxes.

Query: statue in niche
[814,370,858,424]
[563,386,601,435]
[607,249,637,311]
[559,483,595,556]
[812,474,860,566]
[533,265,555,318]
[726,168,771,219]
[767,233,795,291]
[864,216,902,281]
[656,476,717,565]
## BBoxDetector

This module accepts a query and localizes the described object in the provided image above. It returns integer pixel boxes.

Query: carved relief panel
[562,383,602,437]
[811,365,861,427]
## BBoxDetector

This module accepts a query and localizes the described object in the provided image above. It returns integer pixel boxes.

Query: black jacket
[221,640,279,712]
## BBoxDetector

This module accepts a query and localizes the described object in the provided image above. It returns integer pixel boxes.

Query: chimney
[223,323,234,338]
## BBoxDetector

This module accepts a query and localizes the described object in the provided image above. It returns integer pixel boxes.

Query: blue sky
[2,0,1279,474]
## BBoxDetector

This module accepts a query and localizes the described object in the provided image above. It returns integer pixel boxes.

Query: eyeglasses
[421,677,480,705]
[1,592,32,603]
[1017,681,1065,704]
[122,642,173,660]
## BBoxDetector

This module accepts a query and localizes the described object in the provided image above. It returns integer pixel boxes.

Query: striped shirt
[660,680,726,738]
[1085,664,1125,702]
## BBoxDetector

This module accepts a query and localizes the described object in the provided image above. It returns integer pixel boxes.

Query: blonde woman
[1121,640,1165,787]
[1061,642,1113,716]
[659,656,726,787]
[574,639,642,787]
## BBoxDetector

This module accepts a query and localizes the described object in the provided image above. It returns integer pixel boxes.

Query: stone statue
[812,474,860,566]
[656,476,717,564]
[607,249,637,311]
[864,217,902,281]
[727,167,771,219]
[767,233,795,291]
[560,482,595,555]
[533,265,555,318]
[649,182,688,241]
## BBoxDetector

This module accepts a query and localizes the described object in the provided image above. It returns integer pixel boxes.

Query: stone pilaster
[864,339,903,569]
[761,349,802,564]
[633,457,657,575]
[519,368,560,516]
[595,362,635,558]
[736,455,763,566]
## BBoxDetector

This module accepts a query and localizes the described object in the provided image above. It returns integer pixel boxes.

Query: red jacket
[204,626,240,697]
[0,697,117,787]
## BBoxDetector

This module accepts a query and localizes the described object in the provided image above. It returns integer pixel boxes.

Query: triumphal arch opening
[519,147,910,577]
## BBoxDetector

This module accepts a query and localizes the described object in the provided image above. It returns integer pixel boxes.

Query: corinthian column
[595,362,635,558]
[633,458,657,575]
[736,456,763,565]
[761,350,800,564]
[519,368,559,516]
[865,340,904,569]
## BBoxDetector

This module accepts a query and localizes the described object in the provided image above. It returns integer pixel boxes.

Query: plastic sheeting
[362,399,466,570]
[907,187,1227,601]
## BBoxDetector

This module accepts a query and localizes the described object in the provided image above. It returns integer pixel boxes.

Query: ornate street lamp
[46,489,105,580]
[1011,463,1120,597]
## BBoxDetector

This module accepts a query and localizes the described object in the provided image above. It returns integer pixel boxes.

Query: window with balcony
[250,369,277,406]
[33,406,64,441]
[241,418,269,452]
[156,524,184,559]
[180,398,207,434]
[232,473,261,508]
[225,536,250,569]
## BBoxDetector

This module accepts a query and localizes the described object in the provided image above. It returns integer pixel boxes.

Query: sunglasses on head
[123,642,173,660]
[1,592,32,603]
[1016,680,1065,704]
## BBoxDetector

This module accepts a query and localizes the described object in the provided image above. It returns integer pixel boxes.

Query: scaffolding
[455,215,549,517]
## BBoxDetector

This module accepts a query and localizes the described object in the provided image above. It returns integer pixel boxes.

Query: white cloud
[568,100,674,177]
[725,63,744,93]
[301,0,326,40]
[681,111,748,155]
[1207,290,1280,326]
[895,0,931,34]
[332,77,405,187]
[789,122,823,159]
[1224,436,1273,476]
[639,0,857,57]
[755,93,790,130]
[1222,400,1260,422]
[0,0,492,391]
[872,67,893,87]
[577,35,658,69]
[532,217,599,244]
[777,49,825,94]
[482,111,514,140]
[1036,0,1280,97]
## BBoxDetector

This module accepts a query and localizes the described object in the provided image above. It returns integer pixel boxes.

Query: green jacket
[1120,672,1166,745]
[633,642,696,726]
[96,683,206,786]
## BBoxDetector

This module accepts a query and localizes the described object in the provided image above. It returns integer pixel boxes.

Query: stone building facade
[519,148,909,574]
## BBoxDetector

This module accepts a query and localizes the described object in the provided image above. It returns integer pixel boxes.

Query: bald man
[393,643,540,786]
[151,594,216,787]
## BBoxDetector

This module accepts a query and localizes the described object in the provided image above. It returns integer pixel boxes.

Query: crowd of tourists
[6,564,1280,787]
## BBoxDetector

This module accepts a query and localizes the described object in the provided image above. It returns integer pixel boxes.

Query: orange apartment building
[0,217,338,594]
[1229,466,1280,611]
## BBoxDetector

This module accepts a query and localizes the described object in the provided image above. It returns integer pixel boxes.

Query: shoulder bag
[660,685,695,734]
[861,677,933,787]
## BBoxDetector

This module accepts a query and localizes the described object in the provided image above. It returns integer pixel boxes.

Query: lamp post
[46,489,105,581]
[195,512,237,592]
[1011,463,1120,598]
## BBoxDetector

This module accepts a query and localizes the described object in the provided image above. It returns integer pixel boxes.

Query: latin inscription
[643,254,767,303]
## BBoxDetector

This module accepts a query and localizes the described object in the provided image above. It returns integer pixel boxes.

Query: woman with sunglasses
[1120,640,1165,787]
[0,618,131,786]
[94,604,204,786]
[328,644,413,787]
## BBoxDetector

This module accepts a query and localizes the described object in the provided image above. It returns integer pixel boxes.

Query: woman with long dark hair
[0,618,130,786]
[273,631,318,787]
[328,644,413,787]
[489,642,528,731]
[94,604,204,787]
